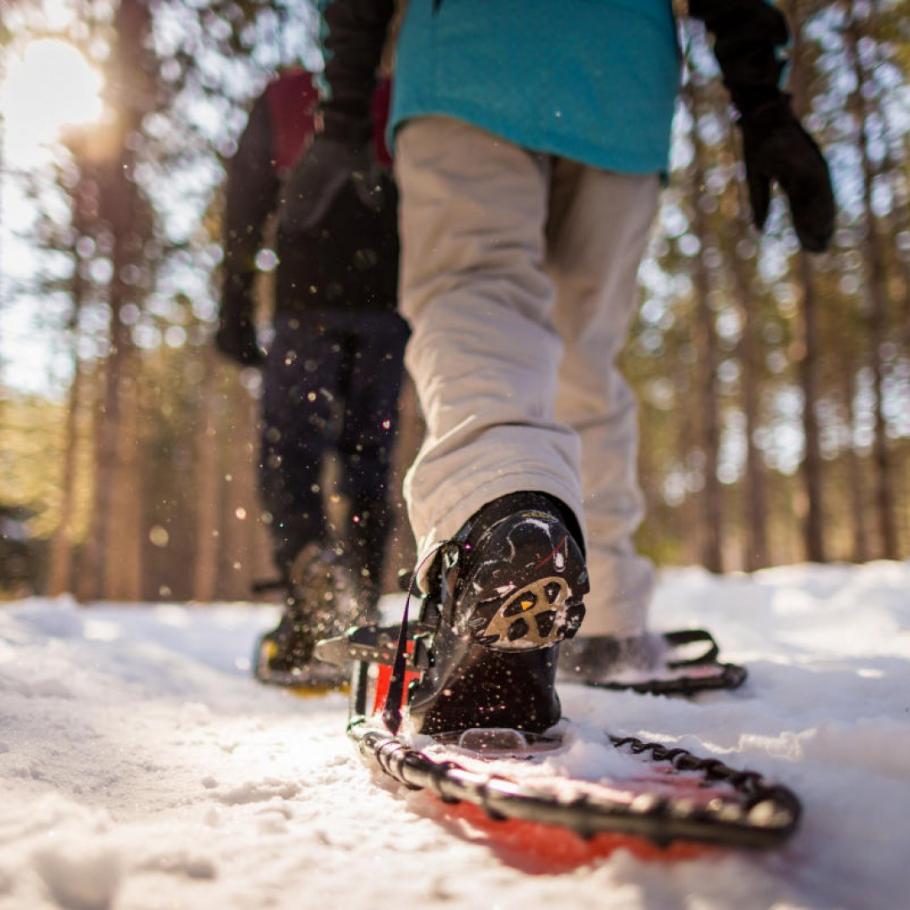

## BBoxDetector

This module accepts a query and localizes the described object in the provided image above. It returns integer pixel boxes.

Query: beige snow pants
[396,117,659,637]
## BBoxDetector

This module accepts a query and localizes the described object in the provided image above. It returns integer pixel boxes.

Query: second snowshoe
[559,628,747,696]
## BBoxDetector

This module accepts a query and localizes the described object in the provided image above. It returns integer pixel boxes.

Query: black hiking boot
[406,492,588,736]
[254,543,379,688]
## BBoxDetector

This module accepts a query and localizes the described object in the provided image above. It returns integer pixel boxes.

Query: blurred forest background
[0,0,908,602]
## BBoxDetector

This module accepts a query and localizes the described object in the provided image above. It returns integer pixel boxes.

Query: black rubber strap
[381,589,413,733]
[585,661,747,697]
[663,628,720,668]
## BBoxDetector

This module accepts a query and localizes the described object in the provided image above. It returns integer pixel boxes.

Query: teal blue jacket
[390,0,681,174]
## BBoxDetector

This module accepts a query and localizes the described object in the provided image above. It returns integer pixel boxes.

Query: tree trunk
[797,252,826,562]
[106,364,144,600]
[221,382,261,601]
[81,322,124,599]
[685,82,724,573]
[48,359,85,595]
[738,293,769,570]
[724,217,769,570]
[787,1,826,562]
[866,0,910,353]
[48,221,88,596]
[86,0,154,598]
[840,348,869,562]
[94,288,131,598]
[675,357,700,565]
[715,72,769,570]
[75,366,103,601]
[192,347,221,601]
[845,0,898,558]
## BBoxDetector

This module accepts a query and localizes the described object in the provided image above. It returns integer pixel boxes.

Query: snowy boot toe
[254,543,377,688]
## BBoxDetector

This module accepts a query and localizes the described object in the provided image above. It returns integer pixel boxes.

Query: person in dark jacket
[284,0,835,732]
[216,69,407,687]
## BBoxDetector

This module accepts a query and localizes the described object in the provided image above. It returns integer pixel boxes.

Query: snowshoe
[313,492,799,850]
[253,630,350,692]
[559,629,747,696]
[315,620,801,850]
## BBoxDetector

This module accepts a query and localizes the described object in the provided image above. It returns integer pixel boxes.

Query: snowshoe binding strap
[663,629,721,667]
[381,585,413,733]
[381,542,450,733]
[314,622,433,669]
[583,662,747,697]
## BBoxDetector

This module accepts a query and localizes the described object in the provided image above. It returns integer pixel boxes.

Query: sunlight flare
[1,38,103,164]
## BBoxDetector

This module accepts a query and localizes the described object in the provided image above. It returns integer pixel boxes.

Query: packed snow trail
[1,563,908,910]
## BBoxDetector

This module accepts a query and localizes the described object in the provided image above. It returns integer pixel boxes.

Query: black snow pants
[260,309,409,583]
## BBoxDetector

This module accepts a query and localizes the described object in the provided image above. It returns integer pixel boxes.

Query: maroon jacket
[222,69,398,316]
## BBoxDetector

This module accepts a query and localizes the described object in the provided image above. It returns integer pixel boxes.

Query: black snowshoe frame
[315,622,802,850]
[579,629,748,696]
[348,715,801,849]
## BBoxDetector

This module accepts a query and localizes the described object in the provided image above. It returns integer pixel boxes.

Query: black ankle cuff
[460,491,584,558]
[423,490,585,603]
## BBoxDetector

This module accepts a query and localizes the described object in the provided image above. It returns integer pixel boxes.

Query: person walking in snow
[283,0,835,732]
[216,69,408,687]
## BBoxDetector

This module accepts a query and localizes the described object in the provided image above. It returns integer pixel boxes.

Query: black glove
[280,0,395,233]
[215,275,264,367]
[279,132,385,235]
[739,96,835,253]
[688,0,836,253]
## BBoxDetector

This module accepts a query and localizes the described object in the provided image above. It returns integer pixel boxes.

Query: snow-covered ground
[1,562,908,910]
